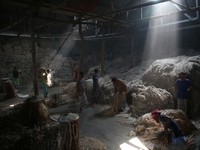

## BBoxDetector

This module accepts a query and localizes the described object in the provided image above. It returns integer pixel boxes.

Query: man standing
[90,68,100,107]
[12,67,20,89]
[175,72,192,113]
[50,70,56,86]
[76,71,88,113]
[110,77,128,113]
[46,69,52,87]
[41,68,48,99]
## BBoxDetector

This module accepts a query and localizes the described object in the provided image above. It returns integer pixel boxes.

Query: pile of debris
[0,100,58,150]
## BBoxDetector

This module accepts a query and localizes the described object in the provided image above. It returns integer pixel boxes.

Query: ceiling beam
[0,16,27,33]
[42,3,127,24]
[114,6,200,26]
[170,0,188,10]
[0,0,126,24]
[81,0,172,21]
[35,15,103,27]
[38,0,67,14]
[77,0,97,20]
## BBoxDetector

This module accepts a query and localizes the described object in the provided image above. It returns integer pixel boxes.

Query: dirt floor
[47,86,145,150]
[49,104,139,150]
[0,85,148,150]
[1,84,200,150]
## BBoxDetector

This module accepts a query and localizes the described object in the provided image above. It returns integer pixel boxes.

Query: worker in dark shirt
[175,72,192,113]
[89,68,100,107]
[151,109,186,148]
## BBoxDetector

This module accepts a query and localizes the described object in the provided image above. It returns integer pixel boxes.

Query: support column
[78,23,85,72]
[30,16,39,96]
[101,24,105,76]
[131,36,135,67]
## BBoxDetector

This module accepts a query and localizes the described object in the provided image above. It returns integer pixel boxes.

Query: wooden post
[101,24,105,76]
[131,36,135,67]
[3,80,15,99]
[58,113,80,150]
[30,16,39,96]
[78,23,84,72]
[26,97,49,126]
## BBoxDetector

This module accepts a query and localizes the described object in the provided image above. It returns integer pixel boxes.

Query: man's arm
[119,81,127,94]
[163,117,171,130]
[188,80,192,92]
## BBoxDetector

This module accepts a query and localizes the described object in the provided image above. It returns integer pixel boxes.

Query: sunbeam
[120,136,148,150]
[142,1,181,61]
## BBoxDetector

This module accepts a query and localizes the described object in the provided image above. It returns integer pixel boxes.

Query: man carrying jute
[110,77,128,113]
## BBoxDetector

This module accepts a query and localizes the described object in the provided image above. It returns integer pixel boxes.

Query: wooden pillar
[78,23,84,72]
[58,113,80,150]
[131,36,135,67]
[101,24,105,76]
[30,16,39,96]
[27,97,49,126]
[3,80,15,99]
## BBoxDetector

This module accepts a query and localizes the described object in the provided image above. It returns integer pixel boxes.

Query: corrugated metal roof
[0,0,200,38]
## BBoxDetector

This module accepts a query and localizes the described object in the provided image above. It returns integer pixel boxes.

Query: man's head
[47,69,51,73]
[151,109,161,122]
[179,72,186,80]
[94,68,98,74]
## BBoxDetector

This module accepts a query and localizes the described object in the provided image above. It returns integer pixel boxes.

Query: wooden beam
[78,23,85,72]
[0,16,27,33]
[77,0,97,19]
[36,15,102,27]
[130,37,135,67]
[0,0,126,24]
[41,3,126,24]
[101,24,105,76]
[38,0,66,14]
